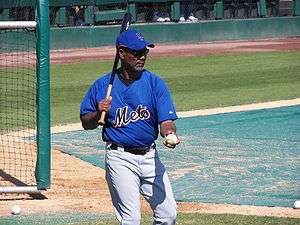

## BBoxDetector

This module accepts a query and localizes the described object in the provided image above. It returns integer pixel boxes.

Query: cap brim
[117,42,155,51]
[147,43,155,48]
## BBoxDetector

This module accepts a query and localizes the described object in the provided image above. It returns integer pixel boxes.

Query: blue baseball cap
[116,30,155,51]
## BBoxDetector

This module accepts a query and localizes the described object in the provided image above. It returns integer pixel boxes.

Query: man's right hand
[98,96,112,112]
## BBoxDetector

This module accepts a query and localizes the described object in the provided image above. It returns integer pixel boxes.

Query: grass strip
[51,51,300,125]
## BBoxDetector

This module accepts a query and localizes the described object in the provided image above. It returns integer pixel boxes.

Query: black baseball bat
[98,12,132,125]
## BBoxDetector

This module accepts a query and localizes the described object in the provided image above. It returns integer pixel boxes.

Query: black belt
[110,143,154,155]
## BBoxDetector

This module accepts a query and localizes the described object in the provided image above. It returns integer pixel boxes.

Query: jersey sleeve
[80,78,106,116]
[154,77,178,123]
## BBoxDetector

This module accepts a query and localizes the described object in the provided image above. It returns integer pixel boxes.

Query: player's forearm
[160,120,177,137]
[80,111,100,130]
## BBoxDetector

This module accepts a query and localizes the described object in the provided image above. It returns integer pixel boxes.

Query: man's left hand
[163,133,180,149]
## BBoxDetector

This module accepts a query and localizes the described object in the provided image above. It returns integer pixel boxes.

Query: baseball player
[80,29,180,225]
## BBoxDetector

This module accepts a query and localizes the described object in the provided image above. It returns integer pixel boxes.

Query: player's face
[122,48,149,72]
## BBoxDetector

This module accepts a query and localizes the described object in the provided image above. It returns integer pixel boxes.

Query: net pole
[35,0,51,190]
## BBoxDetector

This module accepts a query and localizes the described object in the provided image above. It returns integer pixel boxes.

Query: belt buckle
[124,147,148,155]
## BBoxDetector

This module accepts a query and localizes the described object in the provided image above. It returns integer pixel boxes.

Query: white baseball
[166,133,179,144]
[11,205,21,215]
[293,200,300,209]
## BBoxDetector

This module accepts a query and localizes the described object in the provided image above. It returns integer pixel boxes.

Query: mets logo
[136,32,144,41]
[112,105,151,127]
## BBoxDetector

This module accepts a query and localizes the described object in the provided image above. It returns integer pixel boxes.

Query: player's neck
[119,68,140,85]
[123,70,131,80]
[118,69,134,85]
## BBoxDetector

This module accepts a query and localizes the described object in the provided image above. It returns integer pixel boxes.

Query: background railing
[0,0,299,27]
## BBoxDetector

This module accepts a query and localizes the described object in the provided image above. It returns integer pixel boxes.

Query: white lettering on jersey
[112,105,151,127]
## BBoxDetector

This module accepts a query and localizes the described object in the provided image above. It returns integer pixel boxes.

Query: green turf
[67,213,300,225]
[3,213,298,225]
[0,213,114,225]
[51,51,300,125]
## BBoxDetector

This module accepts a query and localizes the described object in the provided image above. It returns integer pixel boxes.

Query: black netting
[0,28,37,188]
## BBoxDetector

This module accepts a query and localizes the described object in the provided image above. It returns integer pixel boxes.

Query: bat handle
[98,84,113,126]
[98,111,107,126]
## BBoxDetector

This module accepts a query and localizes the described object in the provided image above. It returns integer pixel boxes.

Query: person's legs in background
[152,3,170,22]
[180,0,198,22]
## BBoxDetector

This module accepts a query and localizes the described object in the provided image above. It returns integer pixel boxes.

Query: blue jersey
[80,69,177,147]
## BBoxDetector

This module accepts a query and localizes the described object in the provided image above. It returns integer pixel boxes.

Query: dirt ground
[50,37,300,64]
[0,149,299,218]
[1,37,300,219]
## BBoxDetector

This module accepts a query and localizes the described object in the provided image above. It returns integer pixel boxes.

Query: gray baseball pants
[105,145,177,225]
